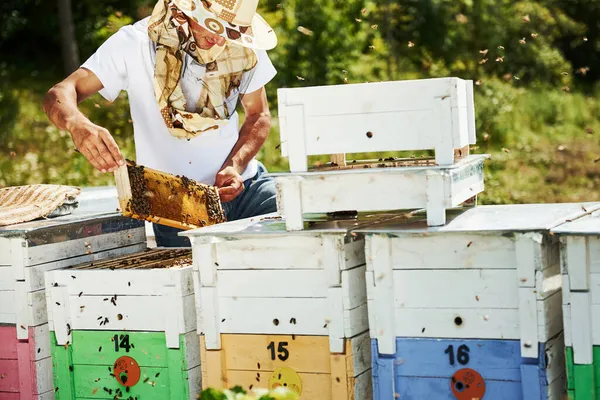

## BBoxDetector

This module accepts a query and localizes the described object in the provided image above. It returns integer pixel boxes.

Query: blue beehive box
[358,203,600,400]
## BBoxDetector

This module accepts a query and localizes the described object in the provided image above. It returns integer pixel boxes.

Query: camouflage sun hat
[172,0,277,50]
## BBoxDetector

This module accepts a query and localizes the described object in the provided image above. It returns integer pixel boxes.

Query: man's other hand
[215,166,245,203]
[69,117,125,173]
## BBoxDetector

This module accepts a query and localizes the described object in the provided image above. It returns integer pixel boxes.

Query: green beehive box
[552,211,600,400]
[46,249,200,399]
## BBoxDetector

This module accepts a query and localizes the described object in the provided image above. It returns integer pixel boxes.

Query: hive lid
[354,202,600,235]
[550,210,600,236]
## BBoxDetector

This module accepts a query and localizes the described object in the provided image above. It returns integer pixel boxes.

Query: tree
[57,0,80,74]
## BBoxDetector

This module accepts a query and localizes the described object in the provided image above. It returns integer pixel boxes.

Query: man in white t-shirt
[43,0,279,247]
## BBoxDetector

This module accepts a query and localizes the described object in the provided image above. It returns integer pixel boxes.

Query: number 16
[444,344,470,365]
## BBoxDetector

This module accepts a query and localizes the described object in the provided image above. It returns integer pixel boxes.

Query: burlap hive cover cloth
[0,184,81,227]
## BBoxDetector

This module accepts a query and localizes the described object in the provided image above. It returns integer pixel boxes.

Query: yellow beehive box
[183,213,396,399]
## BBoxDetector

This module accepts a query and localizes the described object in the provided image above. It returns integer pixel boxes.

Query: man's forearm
[222,111,271,174]
[43,84,89,132]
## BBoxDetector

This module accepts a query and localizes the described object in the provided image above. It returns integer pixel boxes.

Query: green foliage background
[1,0,599,204]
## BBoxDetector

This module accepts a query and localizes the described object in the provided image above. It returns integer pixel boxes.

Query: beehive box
[551,210,600,399]
[359,203,600,400]
[269,154,488,230]
[46,248,200,400]
[277,78,477,172]
[183,213,395,399]
[0,187,146,400]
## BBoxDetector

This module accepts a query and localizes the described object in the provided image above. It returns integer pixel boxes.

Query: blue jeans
[153,161,277,247]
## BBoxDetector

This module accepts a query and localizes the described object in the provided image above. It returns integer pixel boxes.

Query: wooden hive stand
[183,213,398,399]
[271,78,489,231]
[359,203,600,400]
[46,249,200,400]
[551,210,600,399]
[0,189,146,400]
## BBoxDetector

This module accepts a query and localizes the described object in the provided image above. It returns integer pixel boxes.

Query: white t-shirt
[81,17,277,185]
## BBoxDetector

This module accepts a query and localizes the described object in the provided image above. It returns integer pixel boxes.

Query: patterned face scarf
[148,0,258,139]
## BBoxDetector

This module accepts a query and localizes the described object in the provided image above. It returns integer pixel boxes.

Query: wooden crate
[269,154,488,230]
[0,188,146,400]
[551,210,600,400]
[114,160,226,231]
[360,203,600,400]
[183,214,392,399]
[277,78,477,172]
[46,249,200,400]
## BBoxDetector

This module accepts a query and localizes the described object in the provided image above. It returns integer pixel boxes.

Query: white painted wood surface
[188,220,372,354]
[518,287,539,358]
[389,234,517,269]
[0,265,13,291]
[365,235,396,355]
[273,155,487,230]
[26,228,145,267]
[563,303,573,347]
[566,236,590,290]
[47,265,197,347]
[1,242,146,326]
[271,156,486,230]
[277,78,475,172]
[570,292,593,364]
[363,214,568,355]
[392,269,519,309]
[0,223,146,326]
[25,243,147,293]
[551,216,600,358]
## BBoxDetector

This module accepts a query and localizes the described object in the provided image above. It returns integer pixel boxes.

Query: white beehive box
[552,211,600,365]
[0,187,146,333]
[183,213,390,399]
[358,203,600,400]
[270,154,488,231]
[45,248,200,400]
[0,187,146,399]
[277,78,477,172]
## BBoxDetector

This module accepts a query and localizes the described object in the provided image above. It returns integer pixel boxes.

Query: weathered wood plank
[393,269,518,309]
[217,270,329,298]
[389,234,517,270]
[213,236,326,270]
[66,293,196,335]
[51,268,194,297]
[218,297,329,336]
[25,228,146,267]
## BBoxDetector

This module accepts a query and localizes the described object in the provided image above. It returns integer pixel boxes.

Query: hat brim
[174,0,277,51]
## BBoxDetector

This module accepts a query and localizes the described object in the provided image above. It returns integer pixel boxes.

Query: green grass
[1,78,599,205]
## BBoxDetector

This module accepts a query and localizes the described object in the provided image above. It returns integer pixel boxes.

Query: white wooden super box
[0,187,146,399]
[552,210,600,364]
[0,187,146,337]
[270,154,488,231]
[182,213,390,399]
[277,78,476,172]
[359,203,600,355]
[358,203,600,399]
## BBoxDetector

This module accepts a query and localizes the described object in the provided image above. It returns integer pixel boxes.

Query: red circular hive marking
[113,356,141,388]
[451,368,486,400]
